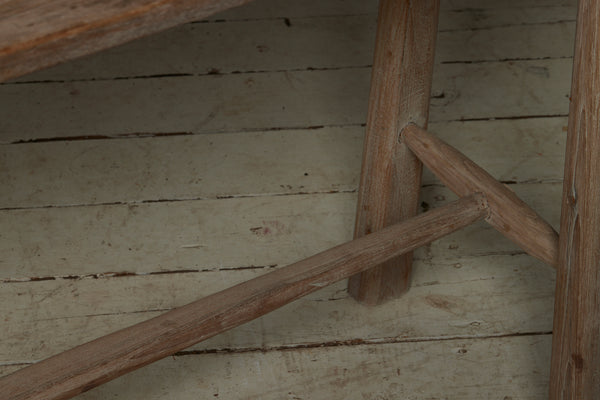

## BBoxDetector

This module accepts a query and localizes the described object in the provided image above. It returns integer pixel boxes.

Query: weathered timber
[0,0,256,82]
[0,194,488,400]
[402,123,558,267]
[349,0,440,305]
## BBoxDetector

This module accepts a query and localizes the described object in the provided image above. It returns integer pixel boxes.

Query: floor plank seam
[2,113,570,146]
[4,123,362,145]
[440,55,573,65]
[172,331,554,357]
[454,113,568,123]
[1,265,279,284]
[438,18,575,33]
[0,248,545,284]
[2,53,574,85]
[0,190,357,212]
[0,331,554,369]
[192,13,376,25]
[422,179,563,189]
[0,177,561,212]
[2,65,373,85]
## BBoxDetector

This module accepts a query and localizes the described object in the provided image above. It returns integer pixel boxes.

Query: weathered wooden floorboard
[0,0,572,397]
[0,59,571,143]
[0,118,566,209]
[71,335,553,399]
[0,336,553,399]
[0,183,561,280]
[0,252,555,366]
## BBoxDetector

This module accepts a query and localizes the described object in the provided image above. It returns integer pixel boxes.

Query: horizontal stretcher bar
[0,194,488,400]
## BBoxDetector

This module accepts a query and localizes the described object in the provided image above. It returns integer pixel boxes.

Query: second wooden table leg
[348,0,439,305]
[550,0,600,397]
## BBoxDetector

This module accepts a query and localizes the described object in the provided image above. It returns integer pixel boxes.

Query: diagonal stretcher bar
[1,194,489,400]
[0,122,563,400]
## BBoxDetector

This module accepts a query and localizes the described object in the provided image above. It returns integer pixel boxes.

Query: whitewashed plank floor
[0,0,575,398]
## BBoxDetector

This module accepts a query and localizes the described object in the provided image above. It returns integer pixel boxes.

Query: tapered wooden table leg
[550,0,600,397]
[348,0,439,305]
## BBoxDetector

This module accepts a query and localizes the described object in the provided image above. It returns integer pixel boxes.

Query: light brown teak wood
[0,195,488,400]
[0,0,256,82]
[402,123,559,267]
[348,0,439,305]
[550,0,600,397]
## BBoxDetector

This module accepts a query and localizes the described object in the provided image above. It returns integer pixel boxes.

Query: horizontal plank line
[452,113,569,123]
[2,113,569,147]
[1,265,279,284]
[173,331,553,356]
[2,73,194,85]
[0,331,553,368]
[0,178,561,212]
[442,3,574,11]
[3,52,574,86]
[441,55,573,65]
[196,13,574,31]
[5,123,361,145]
[438,18,575,33]
[192,13,375,25]
[422,178,563,189]
[0,188,358,212]
[28,308,174,324]
[2,65,373,85]
[1,248,540,285]
[0,176,562,213]
[9,131,195,144]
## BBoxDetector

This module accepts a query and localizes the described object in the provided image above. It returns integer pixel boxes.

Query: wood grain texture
[0,195,488,400]
[348,0,440,305]
[0,252,556,365]
[402,123,559,267]
[550,0,600,397]
[72,335,551,399]
[0,59,572,143]
[0,183,560,281]
[0,0,256,82]
[11,11,575,82]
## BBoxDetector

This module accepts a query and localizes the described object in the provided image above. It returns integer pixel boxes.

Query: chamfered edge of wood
[401,123,558,267]
[0,0,256,82]
[0,194,488,400]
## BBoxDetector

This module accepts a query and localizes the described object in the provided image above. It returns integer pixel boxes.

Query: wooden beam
[402,123,558,267]
[0,0,256,82]
[550,0,600,397]
[0,194,488,400]
[348,0,440,305]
